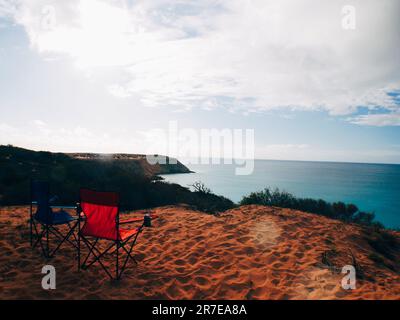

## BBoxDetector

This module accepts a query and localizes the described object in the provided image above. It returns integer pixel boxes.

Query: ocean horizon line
[175,156,400,168]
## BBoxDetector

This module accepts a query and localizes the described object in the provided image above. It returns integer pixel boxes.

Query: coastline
[160,160,400,229]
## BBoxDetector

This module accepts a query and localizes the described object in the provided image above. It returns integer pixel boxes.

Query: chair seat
[34,210,77,225]
[119,228,140,241]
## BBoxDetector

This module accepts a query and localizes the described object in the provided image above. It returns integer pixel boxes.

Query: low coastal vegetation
[240,187,384,228]
[0,145,233,213]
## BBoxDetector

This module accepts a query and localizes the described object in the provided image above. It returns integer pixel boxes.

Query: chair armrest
[49,205,78,209]
[119,217,144,224]
[119,214,159,225]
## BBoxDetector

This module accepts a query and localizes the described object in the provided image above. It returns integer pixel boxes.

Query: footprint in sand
[324,284,336,291]
[194,276,209,286]
[295,252,304,259]
[249,218,280,249]
[176,276,190,284]
[2,271,17,281]
[188,255,198,265]
[237,236,252,244]
[244,246,256,255]
[16,259,30,268]
[16,247,26,254]
[175,267,185,273]
[175,259,185,266]
[272,262,283,269]
[281,248,292,254]
[210,260,224,270]
[280,256,289,263]
[135,253,145,261]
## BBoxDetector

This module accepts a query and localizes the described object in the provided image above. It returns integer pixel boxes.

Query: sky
[0,0,399,164]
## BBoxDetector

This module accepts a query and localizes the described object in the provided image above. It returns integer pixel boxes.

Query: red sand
[0,205,399,299]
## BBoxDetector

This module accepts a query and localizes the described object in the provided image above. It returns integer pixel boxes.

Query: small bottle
[144,213,152,227]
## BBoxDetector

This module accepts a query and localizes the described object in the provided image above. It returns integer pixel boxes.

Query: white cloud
[32,119,45,126]
[3,0,400,121]
[350,112,400,126]
[107,84,131,98]
[31,119,51,135]
[0,0,19,18]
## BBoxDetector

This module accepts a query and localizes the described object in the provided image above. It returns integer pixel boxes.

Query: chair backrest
[79,189,120,240]
[31,180,53,223]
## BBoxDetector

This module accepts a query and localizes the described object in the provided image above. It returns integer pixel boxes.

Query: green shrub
[368,253,384,264]
[240,187,383,228]
[365,229,399,263]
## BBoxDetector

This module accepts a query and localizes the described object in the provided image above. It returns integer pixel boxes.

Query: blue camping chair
[30,180,79,258]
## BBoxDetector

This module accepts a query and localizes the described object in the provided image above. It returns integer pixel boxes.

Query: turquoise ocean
[161,160,400,229]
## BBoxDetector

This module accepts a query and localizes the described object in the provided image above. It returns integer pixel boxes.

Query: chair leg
[29,204,33,247]
[117,230,142,279]
[118,238,137,279]
[67,222,78,243]
[48,225,78,249]
[48,220,79,258]
[46,225,50,258]
[32,220,47,256]
[81,237,99,267]
[78,219,81,271]
[80,235,141,281]
[32,229,45,250]
[116,241,119,280]
[80,237,115,279]
[31,219,80,259]
[121,242,138,264]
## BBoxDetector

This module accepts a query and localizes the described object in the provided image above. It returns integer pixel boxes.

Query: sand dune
[0,205,399,299]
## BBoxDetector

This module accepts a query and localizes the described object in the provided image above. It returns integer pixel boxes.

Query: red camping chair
[78,189,146,280]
